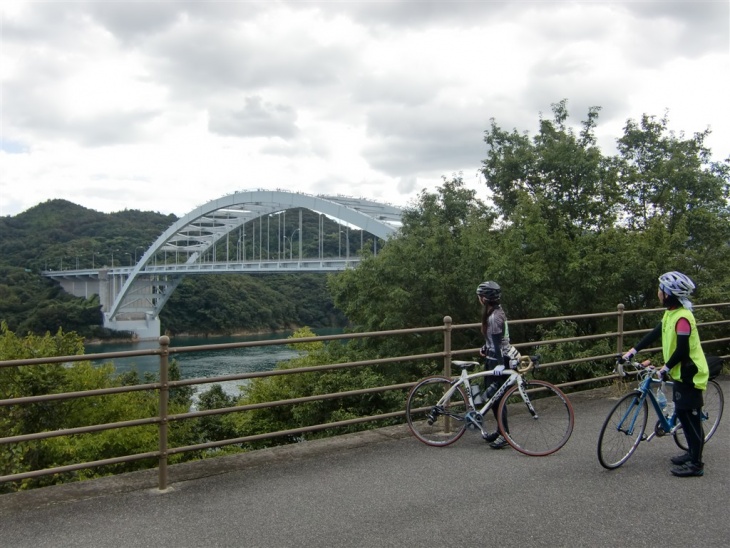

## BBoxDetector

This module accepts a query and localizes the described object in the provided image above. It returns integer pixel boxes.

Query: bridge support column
[103,313,161,341]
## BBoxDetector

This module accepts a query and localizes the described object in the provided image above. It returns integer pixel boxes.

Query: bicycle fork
[517,381,539,419]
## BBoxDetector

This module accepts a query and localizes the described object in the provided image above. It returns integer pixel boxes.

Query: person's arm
[665,318,691,368]
[622,323,662,360]
[633,323,662,352]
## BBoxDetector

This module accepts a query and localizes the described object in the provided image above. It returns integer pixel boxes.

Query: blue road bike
[597,358,724,469]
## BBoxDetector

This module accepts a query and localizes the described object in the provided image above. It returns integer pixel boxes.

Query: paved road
[1,378,729,548]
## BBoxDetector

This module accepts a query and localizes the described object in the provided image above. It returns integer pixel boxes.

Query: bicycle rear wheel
[673,379,724,450]
[406,376,468,447]
[497,380,574,456]
[597,392,647,469]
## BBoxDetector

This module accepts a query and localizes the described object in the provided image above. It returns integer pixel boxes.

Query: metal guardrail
[1,303,728,490]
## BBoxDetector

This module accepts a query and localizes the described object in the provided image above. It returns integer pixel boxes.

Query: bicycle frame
[440,362,536,436]
[618,368,678,441]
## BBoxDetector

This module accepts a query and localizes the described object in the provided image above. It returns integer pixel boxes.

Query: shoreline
[84,329,288,345]
[84,324,346,345]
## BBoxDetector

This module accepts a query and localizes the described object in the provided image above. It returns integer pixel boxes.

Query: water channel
[85,329,341,401]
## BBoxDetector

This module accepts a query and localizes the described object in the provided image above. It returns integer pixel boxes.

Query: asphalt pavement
[1,377,729,548]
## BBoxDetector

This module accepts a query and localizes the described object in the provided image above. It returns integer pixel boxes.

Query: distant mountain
[0,199,177,271]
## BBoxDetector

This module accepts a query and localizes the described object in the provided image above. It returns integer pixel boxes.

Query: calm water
[86,329,341,401]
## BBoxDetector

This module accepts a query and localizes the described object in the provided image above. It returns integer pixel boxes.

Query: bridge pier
[103,313,161,341]
[53,269,161,340]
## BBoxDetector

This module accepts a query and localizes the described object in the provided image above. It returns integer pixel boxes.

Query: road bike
[405,355,575,456]
[597,358,724,469]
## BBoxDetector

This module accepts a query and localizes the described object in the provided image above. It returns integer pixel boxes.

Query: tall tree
[328,175,497,355]
[482,99,621,237]
[615,111,730,314]
[616,112,730,233]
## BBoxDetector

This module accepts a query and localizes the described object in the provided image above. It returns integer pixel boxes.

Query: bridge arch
[105,190,403,337]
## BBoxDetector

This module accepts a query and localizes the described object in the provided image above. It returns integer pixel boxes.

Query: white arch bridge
[43,190,403,339]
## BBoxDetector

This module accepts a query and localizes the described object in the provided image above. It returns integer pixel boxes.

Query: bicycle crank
[465,410,483,430]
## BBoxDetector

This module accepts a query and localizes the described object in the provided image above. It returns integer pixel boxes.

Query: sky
[1,1,729,218]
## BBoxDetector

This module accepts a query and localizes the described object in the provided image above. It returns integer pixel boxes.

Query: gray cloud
[627,0,729,45]
[2,77,159,147]
[145,23,355,102]
[363,105,489,176]
[208,97,299,139]
[1,1,726,217]
[351,72,435,107]
[15,1,268,44]
[285,0,512,29]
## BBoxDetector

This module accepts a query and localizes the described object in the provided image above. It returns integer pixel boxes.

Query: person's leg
[481,405,500,442]
[672,408,704,477]
[489,377,510,449]
[483,377,508,444]
[681,408,704,464]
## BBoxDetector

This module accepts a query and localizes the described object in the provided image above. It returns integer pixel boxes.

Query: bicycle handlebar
[517,355,539,374]
[615,356,666,381]
[452,354,539,375]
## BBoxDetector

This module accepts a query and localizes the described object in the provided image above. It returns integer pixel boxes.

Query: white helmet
[658,271,695,309]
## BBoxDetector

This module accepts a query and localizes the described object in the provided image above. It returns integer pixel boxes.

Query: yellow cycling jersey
[661,307,709,390]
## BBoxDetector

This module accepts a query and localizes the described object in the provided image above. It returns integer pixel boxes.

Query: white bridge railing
[42,258,363,278]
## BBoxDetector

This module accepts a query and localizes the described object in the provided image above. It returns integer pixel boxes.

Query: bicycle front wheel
[497,380,574,456]
[406,376,468,447]
[597,393,647,469]
[673,379,724,450]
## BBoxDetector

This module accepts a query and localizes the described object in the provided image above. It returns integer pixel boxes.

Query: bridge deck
[42,257,364,277]
[1,378,728,548]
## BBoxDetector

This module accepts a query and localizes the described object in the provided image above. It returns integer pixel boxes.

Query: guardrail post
[443,316,454,432]
[616,303,625,355]
[443,315,452,378]
[158,335,170,491]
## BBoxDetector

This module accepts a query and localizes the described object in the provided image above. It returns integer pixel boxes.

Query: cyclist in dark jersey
[476,281,520,449]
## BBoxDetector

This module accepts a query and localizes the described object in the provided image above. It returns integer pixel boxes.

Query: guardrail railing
[1,302,728,490]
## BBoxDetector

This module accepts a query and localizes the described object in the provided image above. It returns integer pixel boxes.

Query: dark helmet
[476,281,501,302]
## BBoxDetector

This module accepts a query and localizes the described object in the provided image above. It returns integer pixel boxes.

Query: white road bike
[406,356,575,456]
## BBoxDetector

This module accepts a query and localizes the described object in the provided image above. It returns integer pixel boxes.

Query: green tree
[481,100,729,315]
[193,384,240,450]
[616,112,730,232]
[482,99,621,236]
[233,327,403,448]
[615,111,730,311]
[329,175,495,356]
[0,323,197,491]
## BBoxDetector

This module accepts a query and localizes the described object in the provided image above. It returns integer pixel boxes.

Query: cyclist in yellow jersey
[621,271,709,477]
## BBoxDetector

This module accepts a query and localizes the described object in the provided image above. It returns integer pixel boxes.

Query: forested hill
[0,199,176,271]
[0,199,347,338]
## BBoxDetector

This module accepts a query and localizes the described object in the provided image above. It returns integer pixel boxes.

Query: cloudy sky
[1,1,728,218]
